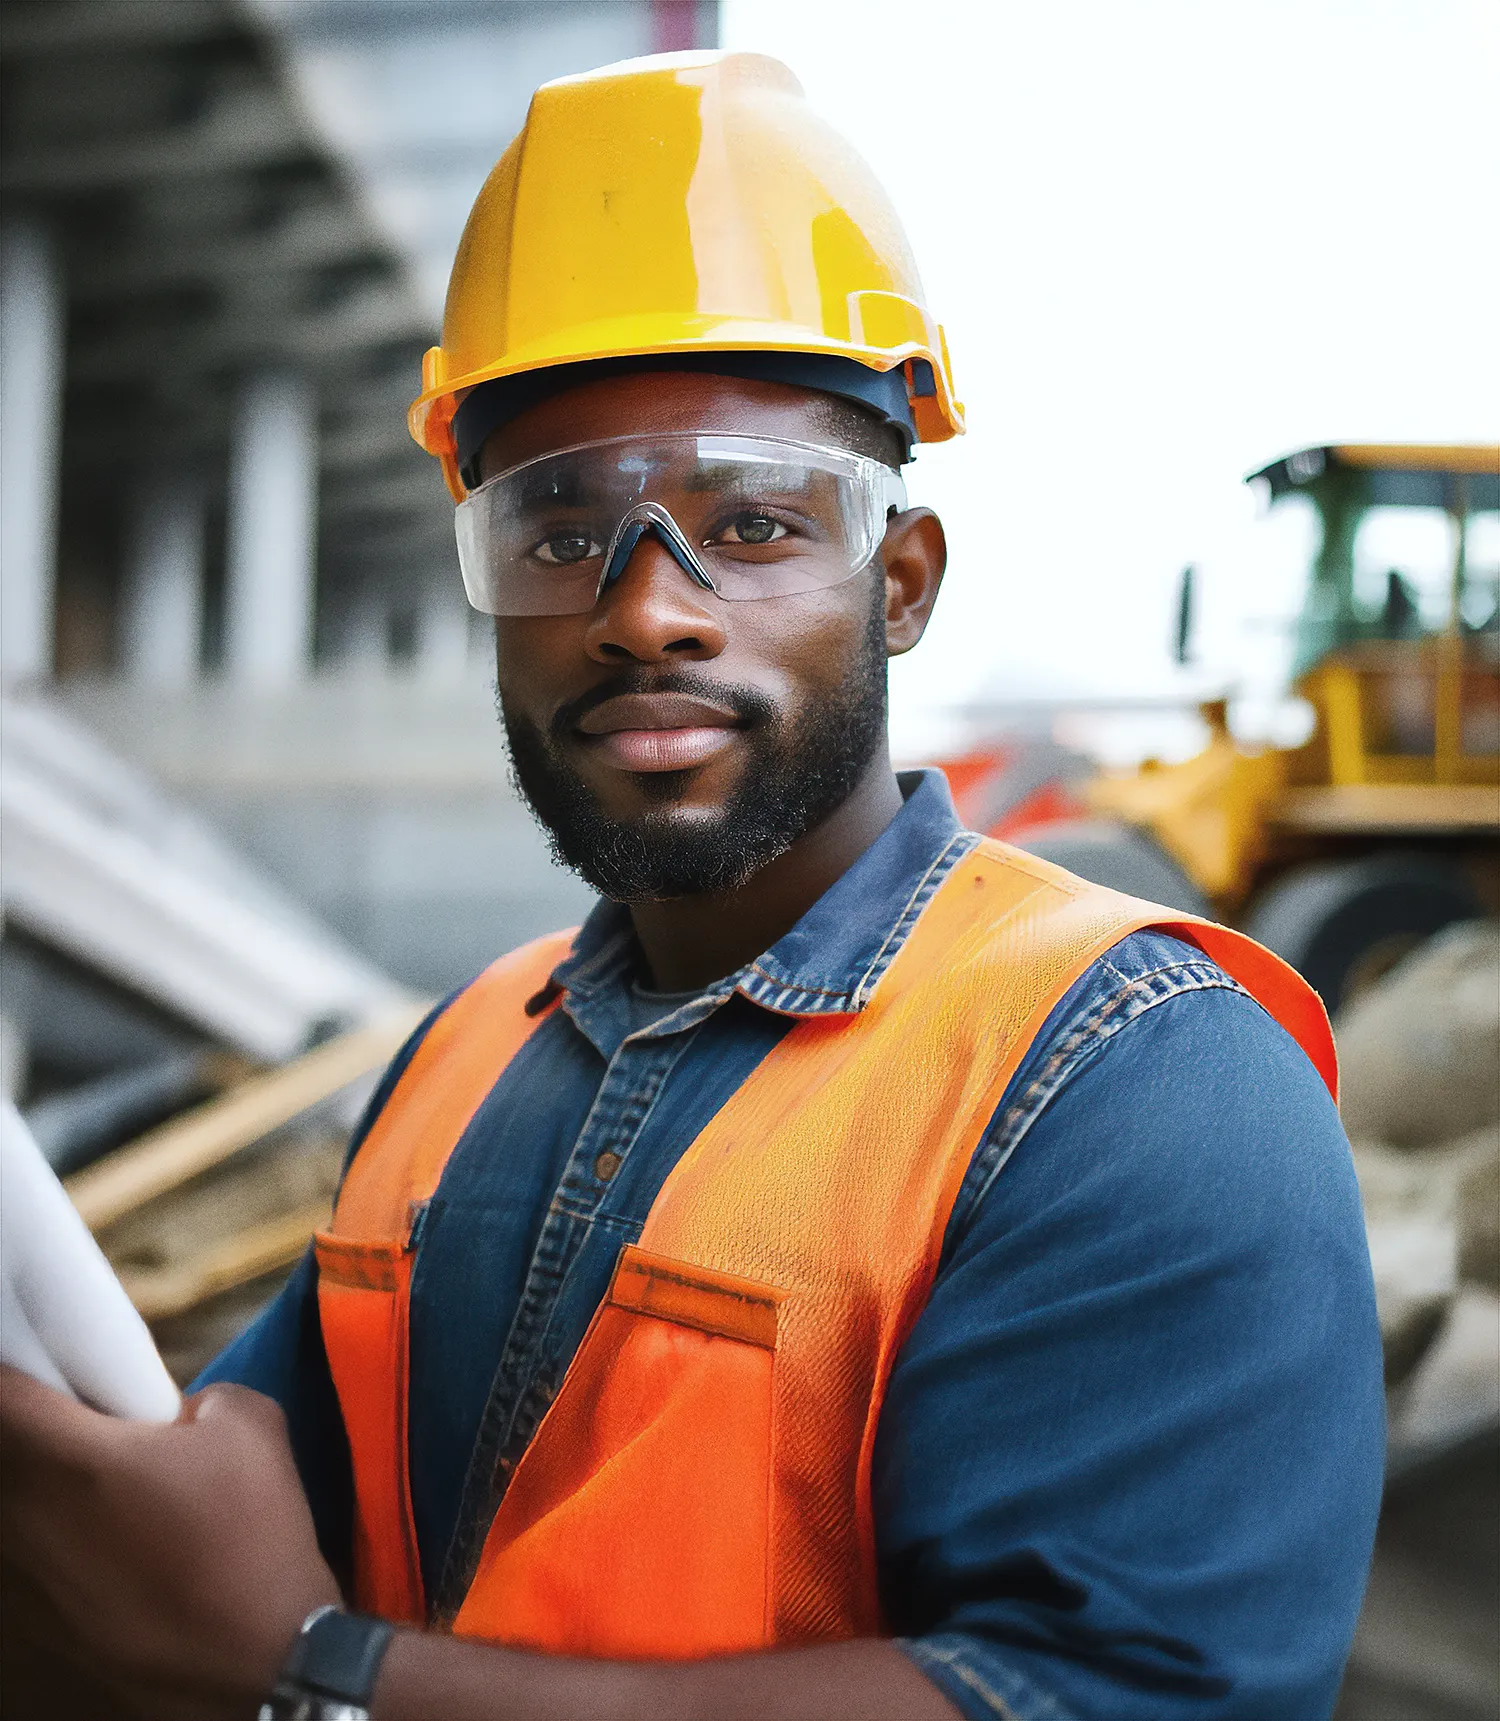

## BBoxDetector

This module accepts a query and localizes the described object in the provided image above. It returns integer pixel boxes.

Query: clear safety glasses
[454,433,907,617]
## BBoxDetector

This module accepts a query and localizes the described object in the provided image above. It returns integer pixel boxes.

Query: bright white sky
[720,0,1500,758]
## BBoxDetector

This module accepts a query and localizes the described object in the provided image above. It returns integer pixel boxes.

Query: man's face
[484,372,931,901]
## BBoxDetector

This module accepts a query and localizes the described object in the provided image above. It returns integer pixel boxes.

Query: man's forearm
[373,1633,961,1721]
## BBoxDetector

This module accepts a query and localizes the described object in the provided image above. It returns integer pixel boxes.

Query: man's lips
[573,692,744,774]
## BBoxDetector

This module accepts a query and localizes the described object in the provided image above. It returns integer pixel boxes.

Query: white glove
[1,1098,180,1421]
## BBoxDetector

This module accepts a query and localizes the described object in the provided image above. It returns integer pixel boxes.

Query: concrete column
[0,1011,26,1103]
[224,370,317,687]
[120,481,203,687]
[417,584,472,682]
[0,221,66,684]
[337,593,388,672]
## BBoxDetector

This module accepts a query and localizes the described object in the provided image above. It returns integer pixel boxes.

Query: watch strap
[262,1605,395,1719]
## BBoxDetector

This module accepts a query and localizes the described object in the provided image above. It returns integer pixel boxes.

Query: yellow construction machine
[1085,444,1499,1008]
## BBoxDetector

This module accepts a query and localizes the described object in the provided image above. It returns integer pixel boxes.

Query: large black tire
[1013,819,1210,916]
[1244,853,1482,1014]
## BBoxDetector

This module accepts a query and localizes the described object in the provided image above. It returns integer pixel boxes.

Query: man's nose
[583,531,727,664]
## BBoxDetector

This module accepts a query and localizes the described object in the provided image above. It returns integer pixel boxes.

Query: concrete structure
[54,676,595,996]
[1,0,447,682]
[0,0,717,1002]
[1,694,412,1051]
[0,2,716,691]
[225,371,318,687]
[120,481,204,689]
[0,220,65,683]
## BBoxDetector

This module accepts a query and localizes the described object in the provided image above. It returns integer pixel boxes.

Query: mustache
[549,669,779,739]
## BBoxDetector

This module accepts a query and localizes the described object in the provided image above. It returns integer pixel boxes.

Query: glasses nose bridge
[597,500,717,603]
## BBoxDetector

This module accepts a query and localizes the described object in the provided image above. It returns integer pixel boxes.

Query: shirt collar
[551,768,977,1023]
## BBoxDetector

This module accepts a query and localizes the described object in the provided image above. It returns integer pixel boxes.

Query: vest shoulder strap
[326,927,577,1245]
[968,837,1336,1098]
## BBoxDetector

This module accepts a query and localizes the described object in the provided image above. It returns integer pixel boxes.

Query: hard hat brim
[411,317,964,503]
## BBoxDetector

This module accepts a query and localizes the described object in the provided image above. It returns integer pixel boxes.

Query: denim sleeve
[879,948,1385,1721]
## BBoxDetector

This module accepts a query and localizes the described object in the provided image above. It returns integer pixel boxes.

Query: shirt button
[594,1150,622,1182]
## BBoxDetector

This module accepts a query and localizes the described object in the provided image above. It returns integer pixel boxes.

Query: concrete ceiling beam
[323,515,456,563]
[323,370,430,428]
[0,0,230,56]
[0,82,309,195]
[320,420,425,474]
[255,0,608,43]
[67,288,431,388]
[323,468,450,519]
[320,550,460,591]
[69,208,382,302]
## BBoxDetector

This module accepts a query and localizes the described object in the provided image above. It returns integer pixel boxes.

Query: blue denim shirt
[201,770,1384,1721]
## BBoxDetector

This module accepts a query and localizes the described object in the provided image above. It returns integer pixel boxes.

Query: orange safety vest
[315,839,1335,1656]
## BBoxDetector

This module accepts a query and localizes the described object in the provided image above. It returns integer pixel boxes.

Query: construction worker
[0,51,1383,1721]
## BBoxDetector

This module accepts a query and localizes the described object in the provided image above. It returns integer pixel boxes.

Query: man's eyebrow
[681,458,801,494]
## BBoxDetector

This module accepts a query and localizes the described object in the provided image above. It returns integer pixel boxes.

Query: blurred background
[0,2,1496,1715]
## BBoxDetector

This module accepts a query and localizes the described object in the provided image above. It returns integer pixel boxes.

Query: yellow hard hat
[409,50,964,500]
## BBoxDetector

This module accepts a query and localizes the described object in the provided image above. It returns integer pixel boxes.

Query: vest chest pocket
[452,1246,783,1659]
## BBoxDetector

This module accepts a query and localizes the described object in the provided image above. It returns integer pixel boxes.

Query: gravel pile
[1336,922,1500,1389]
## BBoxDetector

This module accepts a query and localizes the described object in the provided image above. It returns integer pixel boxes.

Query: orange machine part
[320,843,1334,1650]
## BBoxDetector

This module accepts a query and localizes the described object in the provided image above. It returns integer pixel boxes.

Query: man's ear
[881,508,947,657]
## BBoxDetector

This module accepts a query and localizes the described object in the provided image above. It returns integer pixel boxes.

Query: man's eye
[532,532,601,566]
[714,513,788,547]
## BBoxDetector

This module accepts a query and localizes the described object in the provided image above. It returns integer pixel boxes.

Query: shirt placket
[432,1021,697,1621]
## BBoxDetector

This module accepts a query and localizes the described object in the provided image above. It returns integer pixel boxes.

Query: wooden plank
[66,1004,430,1232]
[121,1202,331,1323]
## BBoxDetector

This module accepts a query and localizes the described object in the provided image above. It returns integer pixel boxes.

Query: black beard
[501,594,889,902]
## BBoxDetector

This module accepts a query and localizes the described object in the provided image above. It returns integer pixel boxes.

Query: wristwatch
[259,1604,395,1721]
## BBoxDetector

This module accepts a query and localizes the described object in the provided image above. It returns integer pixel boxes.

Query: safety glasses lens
[454,435,896,617]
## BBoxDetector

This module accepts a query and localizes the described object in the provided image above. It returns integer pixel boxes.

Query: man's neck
[626,754,905,993]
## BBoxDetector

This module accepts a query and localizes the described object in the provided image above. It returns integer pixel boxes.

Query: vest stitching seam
[617,1257,779,1307]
